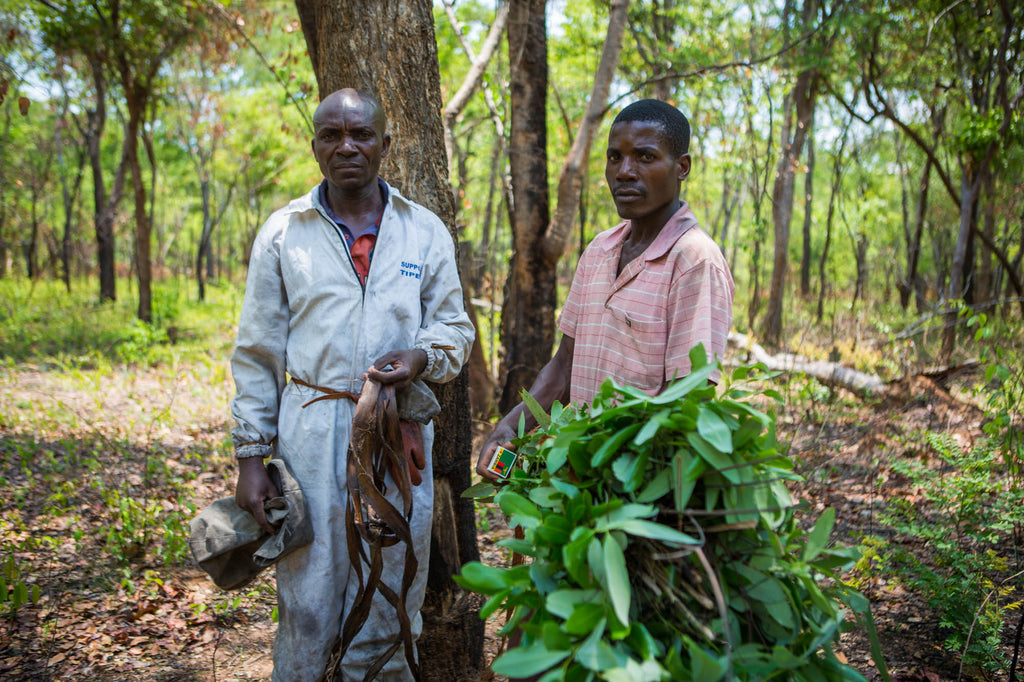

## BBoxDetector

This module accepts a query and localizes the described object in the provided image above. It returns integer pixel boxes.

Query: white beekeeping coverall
[230,182,474,681]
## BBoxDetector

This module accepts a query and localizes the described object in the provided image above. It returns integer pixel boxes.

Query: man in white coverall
[230,88,474,681]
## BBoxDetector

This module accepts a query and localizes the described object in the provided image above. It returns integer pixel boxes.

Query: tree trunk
[295,2,482,678]
[941,165,980,360]
[84,57,125,303]
[197,176,212,302]
[124,105,152,323]
[498,0,554,413]
[761,0,819,347]
[799,130,814,297]
[762,65,817,346]
[542,0,629,261]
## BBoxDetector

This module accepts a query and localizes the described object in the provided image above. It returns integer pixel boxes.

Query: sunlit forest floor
[0,281,1020,680]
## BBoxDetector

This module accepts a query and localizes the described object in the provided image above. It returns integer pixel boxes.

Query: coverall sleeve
[230,227,291,458]
[414,220,474,384]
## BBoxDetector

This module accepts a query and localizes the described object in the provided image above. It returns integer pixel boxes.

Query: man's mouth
[614,187,643,199]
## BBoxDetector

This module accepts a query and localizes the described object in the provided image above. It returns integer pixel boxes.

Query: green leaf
[651,361,716,405]
[804,507,835,562]
[612,519,699,545]
[541,620,571,652]
[672,451,705,512]
[634,408,672,445]
[588,536,606,587]
[591,423,642,468]
[530,562,558,594]
[455,561,513,594]
[460,482,495,499]
[550,478,580,498]
[492,640,570,678]
[563,531,595,586]
[498,491,543,521]
[603,535,631,625]
[687,637,727,681]
[575,619,621,671]
[479,588,512,619]
[546,588,603,619]
[636,467,672,502]
[697,406,733,453]
[686,432,739,481]
[529,486,563,509]
[565,602,606,635]
[520,390,552,429]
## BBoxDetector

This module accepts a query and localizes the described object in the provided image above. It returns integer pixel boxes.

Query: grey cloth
[398,379,441,424]
[189,458,313,590]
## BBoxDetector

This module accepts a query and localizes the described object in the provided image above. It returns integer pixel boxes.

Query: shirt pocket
[603,304,667,391]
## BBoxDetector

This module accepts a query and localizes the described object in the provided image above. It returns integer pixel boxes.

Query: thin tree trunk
[941,166,981,360]
[800,129,814,297]
[542,0,630,261]
[763,65,817,345]
[125,109,153,323]
[295,2,481,677]
[817,118,849,322]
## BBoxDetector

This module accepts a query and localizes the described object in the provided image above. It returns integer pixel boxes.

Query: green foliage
[0,554,41,618]
[460,353,885,681]
[874,426,1023,671]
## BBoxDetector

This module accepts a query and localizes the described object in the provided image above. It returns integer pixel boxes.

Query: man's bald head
[314,89,386,137]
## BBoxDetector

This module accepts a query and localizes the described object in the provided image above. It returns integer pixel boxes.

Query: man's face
[312,91,390,193]
[605,121,690,221]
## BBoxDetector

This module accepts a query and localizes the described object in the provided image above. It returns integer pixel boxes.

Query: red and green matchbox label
[487,446,518,479]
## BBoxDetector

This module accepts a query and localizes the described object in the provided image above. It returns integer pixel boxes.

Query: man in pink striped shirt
[477,99,734,482]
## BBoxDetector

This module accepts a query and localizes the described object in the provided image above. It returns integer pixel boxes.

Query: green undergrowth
[852,312,1024,675]
[0,277,240,368]
[459,350,890,681]
[0,277,243,625]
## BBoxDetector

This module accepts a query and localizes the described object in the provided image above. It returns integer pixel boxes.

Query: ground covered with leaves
[0,330,1020,680]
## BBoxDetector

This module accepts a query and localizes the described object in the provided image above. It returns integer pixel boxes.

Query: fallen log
[727,331,888,397]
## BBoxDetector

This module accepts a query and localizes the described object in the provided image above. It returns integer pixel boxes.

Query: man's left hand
[367,349,428,391]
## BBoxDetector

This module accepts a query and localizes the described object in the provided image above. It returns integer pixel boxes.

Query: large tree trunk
[295,2,482,678]
[498,0,554,413]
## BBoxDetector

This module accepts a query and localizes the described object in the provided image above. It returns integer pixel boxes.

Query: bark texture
[499,0,555,413]
[294,2,482,678]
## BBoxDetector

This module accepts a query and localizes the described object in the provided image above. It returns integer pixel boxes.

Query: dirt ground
[0,364,1017,681]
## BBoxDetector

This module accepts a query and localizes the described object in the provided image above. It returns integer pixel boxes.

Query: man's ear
[381,133,392,158]
[678,154,691,181]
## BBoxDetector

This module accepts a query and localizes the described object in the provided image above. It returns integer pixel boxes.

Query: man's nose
[337,136,357,154]
[616,157,637,180]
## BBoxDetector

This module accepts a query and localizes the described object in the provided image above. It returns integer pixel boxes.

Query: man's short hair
[612,99,690,157]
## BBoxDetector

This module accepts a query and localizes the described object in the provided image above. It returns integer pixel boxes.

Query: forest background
[0,0,1022,680]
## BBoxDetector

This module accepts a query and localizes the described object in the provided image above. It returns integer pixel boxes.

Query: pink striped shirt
[558,204,734,405]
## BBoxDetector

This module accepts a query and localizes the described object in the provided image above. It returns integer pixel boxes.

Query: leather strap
[319,379,420,682]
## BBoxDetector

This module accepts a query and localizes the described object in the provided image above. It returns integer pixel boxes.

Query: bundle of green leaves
[458,351,886,682]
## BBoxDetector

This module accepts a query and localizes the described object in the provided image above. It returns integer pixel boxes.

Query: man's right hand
[475,422,517,484]
[235,457,281,535]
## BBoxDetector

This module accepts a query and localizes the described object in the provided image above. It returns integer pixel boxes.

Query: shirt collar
[317,178,390,239]
[600,201,698,261]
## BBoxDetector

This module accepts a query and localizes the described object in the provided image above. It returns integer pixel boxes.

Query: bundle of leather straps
[319,378,420,682]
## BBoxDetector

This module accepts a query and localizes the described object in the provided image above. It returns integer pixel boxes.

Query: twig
[694,545,734,680]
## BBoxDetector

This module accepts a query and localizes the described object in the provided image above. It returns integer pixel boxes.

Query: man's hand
[235,457,281,535]
[475,421,517,484]
[366,349,428,391]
